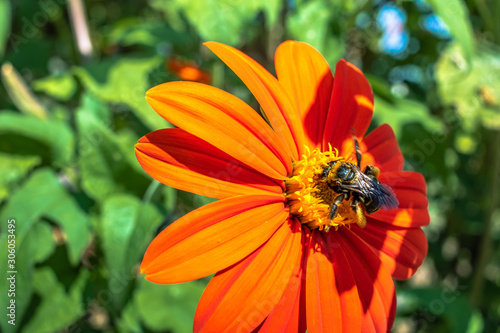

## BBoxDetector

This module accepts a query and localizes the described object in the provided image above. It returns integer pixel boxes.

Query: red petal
[305,231,363,333]
[340,124,404,173]
[372,171,429,228]
[146,81,292,179]
[141,194,287,283]
[353,221,428,280]
[135,128,283,199]
[275,41,333,149]
[204,41,305,160]
[194,220,303,333]
[334,229,397,332]
[323,60,374,150]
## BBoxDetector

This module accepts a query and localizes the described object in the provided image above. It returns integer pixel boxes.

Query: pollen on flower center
[285,146,358,231]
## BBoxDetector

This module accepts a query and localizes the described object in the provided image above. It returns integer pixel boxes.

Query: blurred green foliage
[0,0,499,332]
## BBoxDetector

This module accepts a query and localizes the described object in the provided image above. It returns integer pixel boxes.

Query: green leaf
[32,73,77,101]
[100,194,162,306]
[22,267,88,333]
[108,18,196,49]
[287,1,332,54]
[117,300,144,333]
[0,111,74,164]
[73,56,167,130]
[0,152,40,202]
[436,43,500,131]
[373,95,443,138]
[398,287,479,333]
[426,0,475,61]
[151,0,281,46]
[0,234,33,333]
[0,0,11,57]
[0,168,90,264]
[134,278,206,332]
[25,221,56,263]
[76,95,150,201]
[0,220,59,332]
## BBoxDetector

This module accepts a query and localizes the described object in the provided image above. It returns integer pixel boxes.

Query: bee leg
[350,200,367,228]
[364,165,380,178]
[329,193,348,221]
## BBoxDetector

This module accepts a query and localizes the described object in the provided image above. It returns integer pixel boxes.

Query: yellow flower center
[285,145,358,232]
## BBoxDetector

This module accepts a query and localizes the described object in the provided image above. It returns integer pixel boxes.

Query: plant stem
[1,62,49,119]
[142,180,161,204]
[470,129,500,306]
[67,0,93,61]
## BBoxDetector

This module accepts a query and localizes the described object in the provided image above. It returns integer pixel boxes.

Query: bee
[321,137,399,228]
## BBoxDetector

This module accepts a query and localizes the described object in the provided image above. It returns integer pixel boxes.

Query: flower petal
[258,227,304,333]
[340,124,404,173]
[334,229,397,332]
[275,41,334,149]
[146,81,292,179]
[305,231,362,333]
[141,194,288,284]
[194,220,303,333]
[352,221,428,280]
[135,128,283,199]
[323,60,374,150]
[204,41,305,160]
[371,171,430,228]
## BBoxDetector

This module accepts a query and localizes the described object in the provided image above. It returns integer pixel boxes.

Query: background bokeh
[1,0,499,332]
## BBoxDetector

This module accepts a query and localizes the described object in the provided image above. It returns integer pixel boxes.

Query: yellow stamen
[285,146,358,231]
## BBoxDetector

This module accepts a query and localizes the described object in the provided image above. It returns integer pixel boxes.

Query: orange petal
[258,229,304,333]
[204,41,305,160]
[275,41,333,149]
[372,171,429,228]
[353,221,428,280]
[340,124,404,173]
[135,128,283,199]
[335,229,397,332]
[146,81,292,179]
[141,194,288,283]
[305,231,362,333]
[323,60,374,151]
[194,220,303,333]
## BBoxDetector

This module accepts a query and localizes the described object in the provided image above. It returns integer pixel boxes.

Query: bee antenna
[353,135,362,167]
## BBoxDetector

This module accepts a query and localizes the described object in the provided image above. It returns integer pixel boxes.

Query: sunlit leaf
[76,94,150,202]
[73,56,166,130]
[100,194,162,306]
[109,18,196,49]
[150,0,281,46]
[22,267,88,333]
[426,0,475,61]
[0,168,90,264]
[0,0,11,57]
[26,221,56,263]
[373,95,443,137]
[0,153,40,202]
[287,2,332,54]
[436,43,500,131]
[0,111,74,164]
[134,278,206,332]
[33,73,77,101]
[116,300,143,333]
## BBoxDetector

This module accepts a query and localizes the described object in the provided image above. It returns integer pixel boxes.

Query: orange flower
[167,56,211,84]
[135,41,429,333]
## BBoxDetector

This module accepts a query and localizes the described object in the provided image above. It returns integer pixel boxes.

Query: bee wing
[337,169,373,194]
[378,183,399,210]
[338,171,399,211]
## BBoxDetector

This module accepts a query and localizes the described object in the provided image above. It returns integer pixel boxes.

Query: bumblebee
[321,137,399,228]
